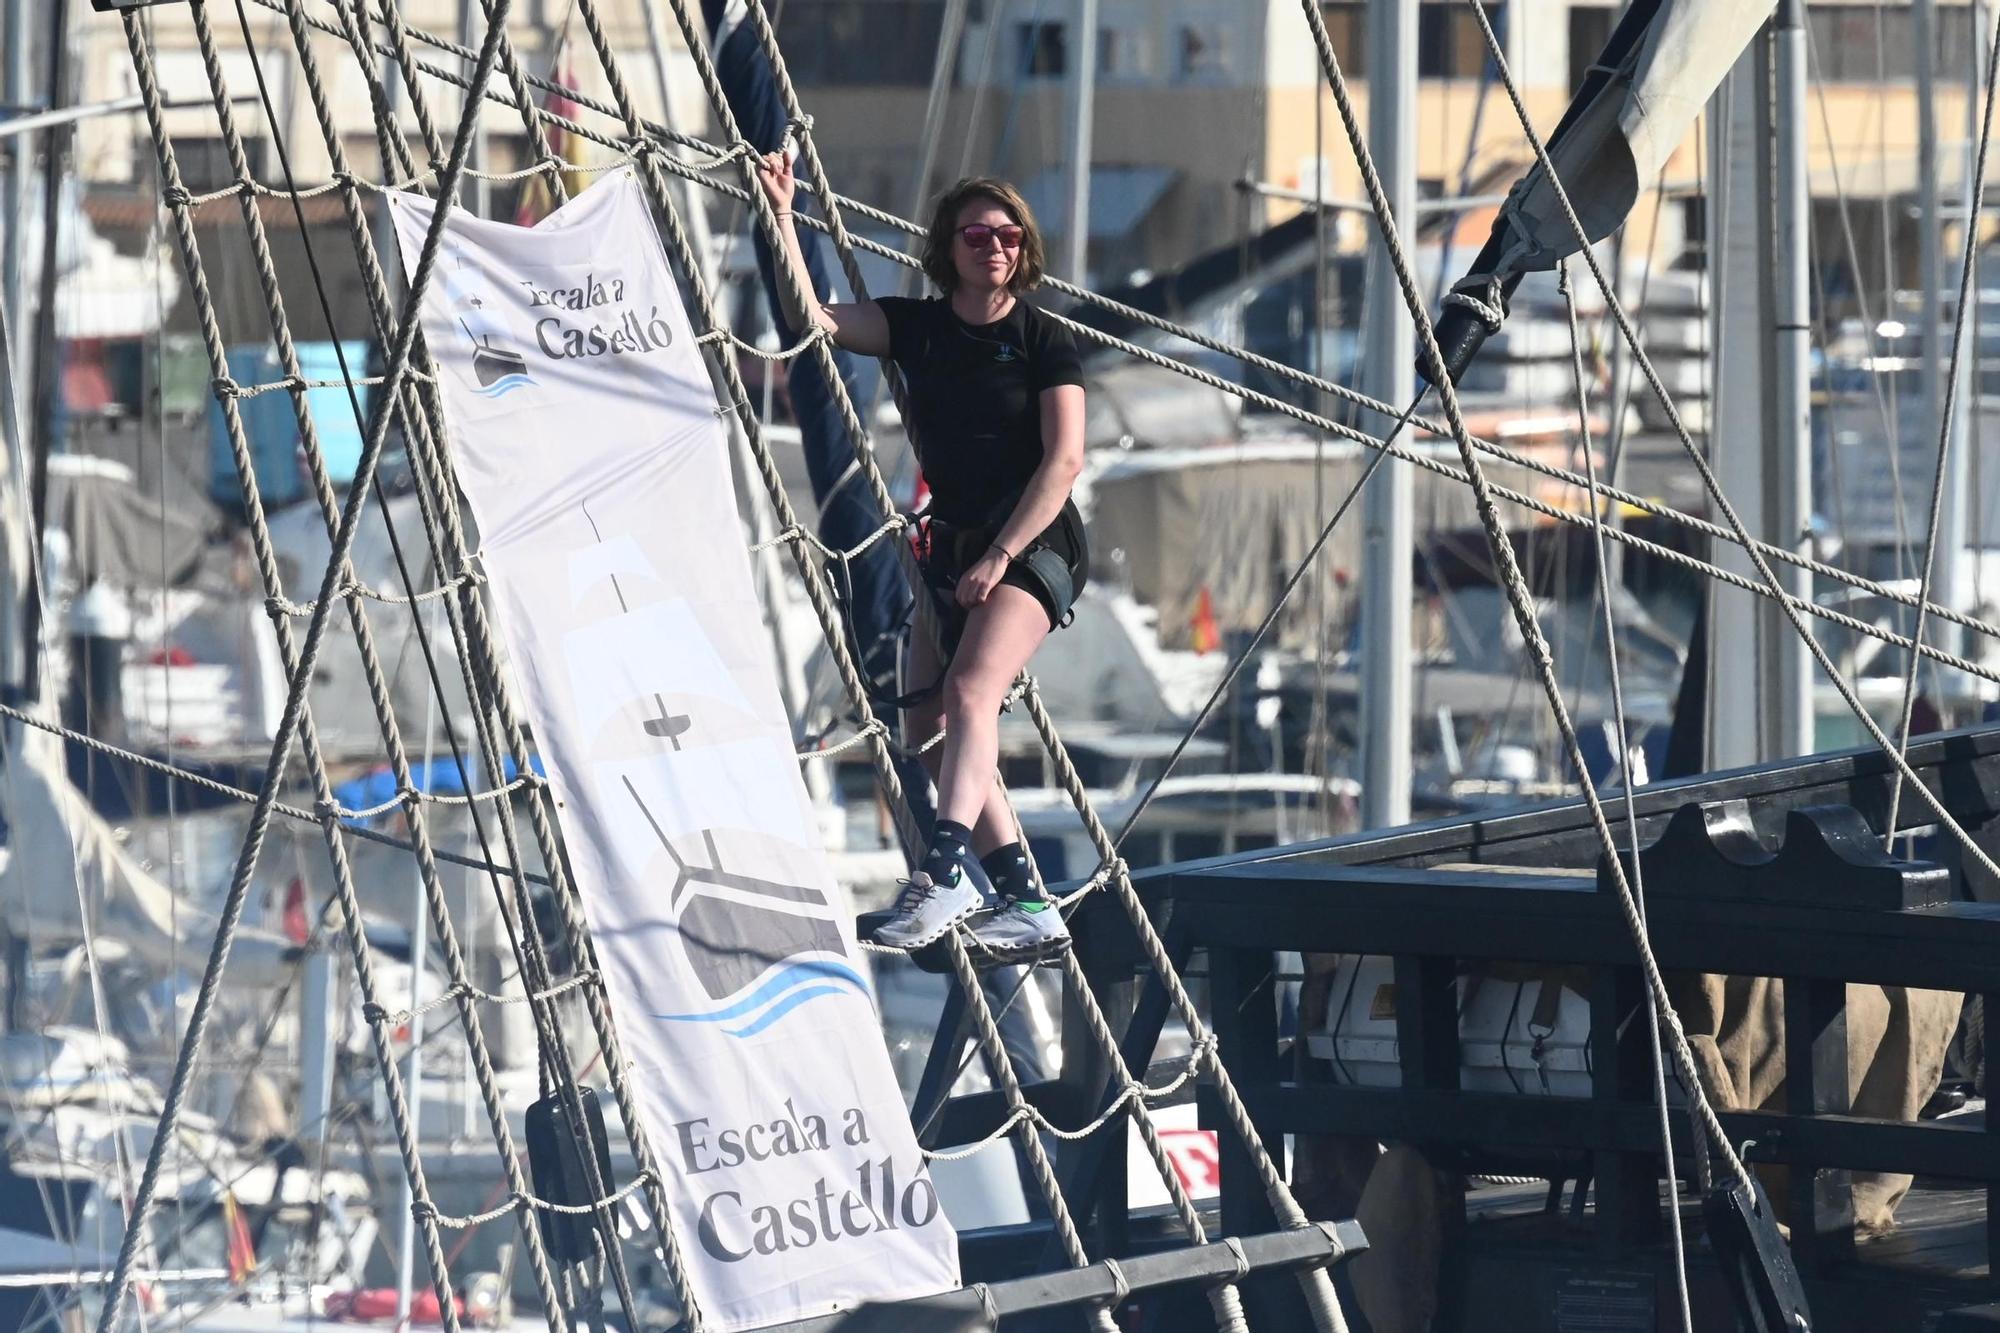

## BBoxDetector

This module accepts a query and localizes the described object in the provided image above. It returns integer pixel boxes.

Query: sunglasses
[957,223,1025,251]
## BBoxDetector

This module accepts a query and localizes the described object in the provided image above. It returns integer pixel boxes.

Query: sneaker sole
[970,934,1074,967]
[871,897,981,951]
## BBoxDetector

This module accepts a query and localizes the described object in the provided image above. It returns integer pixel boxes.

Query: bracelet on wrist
[991,542,1016,562]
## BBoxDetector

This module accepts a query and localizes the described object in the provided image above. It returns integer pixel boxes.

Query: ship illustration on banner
[443,255,534,397]
[563,512,864,1040]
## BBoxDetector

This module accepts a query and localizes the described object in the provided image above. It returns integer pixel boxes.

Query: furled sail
[1428,0,1777,383]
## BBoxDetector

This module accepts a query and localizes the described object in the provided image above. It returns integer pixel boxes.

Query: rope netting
[90,0,1375,1330]
[79,0,2000,1330]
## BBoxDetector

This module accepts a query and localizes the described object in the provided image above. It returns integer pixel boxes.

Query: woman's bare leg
[935,585,1049,833]
[907,598,1036,857]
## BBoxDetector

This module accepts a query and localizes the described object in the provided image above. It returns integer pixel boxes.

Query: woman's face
[951,198,1021,294]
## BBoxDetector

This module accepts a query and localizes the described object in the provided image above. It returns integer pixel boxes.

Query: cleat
[872,865,986,950]
[967,896,1072,962]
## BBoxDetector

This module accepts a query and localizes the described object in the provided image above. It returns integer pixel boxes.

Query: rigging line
[1113,390,1418,848]
[1105,395,1419,853]
[666,6,1292,1320]
[98,2,524,1328]
[1873,0,1915,590]
[0,207,117,1277]
[1803,5,1909,571]
[645,4,1113,1315]
[1888,2,2000,838]
[291,1,658,1313]
[255,0,2000,643]
[1559,261,1693,1333]
[1299,0,1760,1197]
[276,0,587,1090]
[1454,0,2000,893]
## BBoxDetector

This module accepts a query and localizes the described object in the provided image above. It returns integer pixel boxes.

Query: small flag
[282,878,310,946]
[222,1192,256,1283]
[1190,586,1221,655]
[515,54,585,224]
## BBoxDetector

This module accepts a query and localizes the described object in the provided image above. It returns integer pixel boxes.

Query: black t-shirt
[876,296,1084,526]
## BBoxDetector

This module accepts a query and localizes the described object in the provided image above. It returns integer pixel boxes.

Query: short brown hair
[920,177,1047,295]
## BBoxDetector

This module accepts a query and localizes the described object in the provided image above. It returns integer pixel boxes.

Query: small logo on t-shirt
[992,344,1020,363]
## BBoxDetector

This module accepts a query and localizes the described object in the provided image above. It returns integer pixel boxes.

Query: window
[1016,21,1067,78]
[1098,25,1147,79]
[1806,3,1978,82]
[169,136,265,194]
[773,2,947,88]
[1176,24,1228,82]
[1417,2,1501,79]
[1677,193,1707,271]
[1321,3,1366,79]
[1568,5,1616,93]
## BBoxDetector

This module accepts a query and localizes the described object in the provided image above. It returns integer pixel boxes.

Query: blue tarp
[208,340,372,510]
[332,753,546,823]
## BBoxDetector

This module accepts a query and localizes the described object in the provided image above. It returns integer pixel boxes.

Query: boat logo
[445,259,535,397]
[459,303,534,397]
[992,343,1020,363]
[625,758,867,1039]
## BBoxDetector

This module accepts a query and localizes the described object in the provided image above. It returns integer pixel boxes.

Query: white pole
[1771,0,1813,754]
[1064,0,1097,283]
[298,948,336,1141]
[458,0,489,219]
[1706,38,1769,768]
[1359,0,1413,828]
[395,600,442,1328]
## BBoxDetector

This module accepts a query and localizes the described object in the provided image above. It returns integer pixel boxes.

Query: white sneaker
[872,867,985,950]
[968,897,1072,962]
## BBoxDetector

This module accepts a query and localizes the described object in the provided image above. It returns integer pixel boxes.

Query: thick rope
[719,4,1252,1320]
[939,936,1119,1333]
[1298,0,1755,1195]
[314,2,711,1319]
[97,4,519,1328]
[1559,264,1693,1332]
[192,0,594,1317]
[229,2,645,1319]
[1450,0,2000,891]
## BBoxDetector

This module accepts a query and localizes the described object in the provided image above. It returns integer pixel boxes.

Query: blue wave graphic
[473,373,533,398]
[656,958,867,1038]
[726,984,852,1038]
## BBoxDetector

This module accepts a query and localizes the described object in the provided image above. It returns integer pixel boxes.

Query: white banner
[391,172,959,1330]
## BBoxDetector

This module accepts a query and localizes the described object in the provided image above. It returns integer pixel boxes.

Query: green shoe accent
[1015,899,1051,913]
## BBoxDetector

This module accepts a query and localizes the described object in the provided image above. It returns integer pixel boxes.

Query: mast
[1064,0,1097,282]
[1771,0,1813,754]
[459,0,490,219]
[1359,0,1413,827]
[1708,10,1808,765]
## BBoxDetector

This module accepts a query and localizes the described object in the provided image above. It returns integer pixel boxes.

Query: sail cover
[390,171,959,1329]
[1501,0,1777,268]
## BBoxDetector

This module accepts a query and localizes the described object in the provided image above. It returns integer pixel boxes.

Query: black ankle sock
[922,820,975,882]
[980,842,1039,902]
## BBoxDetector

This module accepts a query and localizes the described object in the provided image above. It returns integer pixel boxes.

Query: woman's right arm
[756,151,891,359]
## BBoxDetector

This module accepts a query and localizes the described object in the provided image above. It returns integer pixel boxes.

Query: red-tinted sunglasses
[957,223,1025,251]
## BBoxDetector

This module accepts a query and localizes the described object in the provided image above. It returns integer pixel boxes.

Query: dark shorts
[918,503,1089,652]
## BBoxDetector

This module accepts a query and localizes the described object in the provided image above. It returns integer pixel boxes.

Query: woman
[758,156,1087,960]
